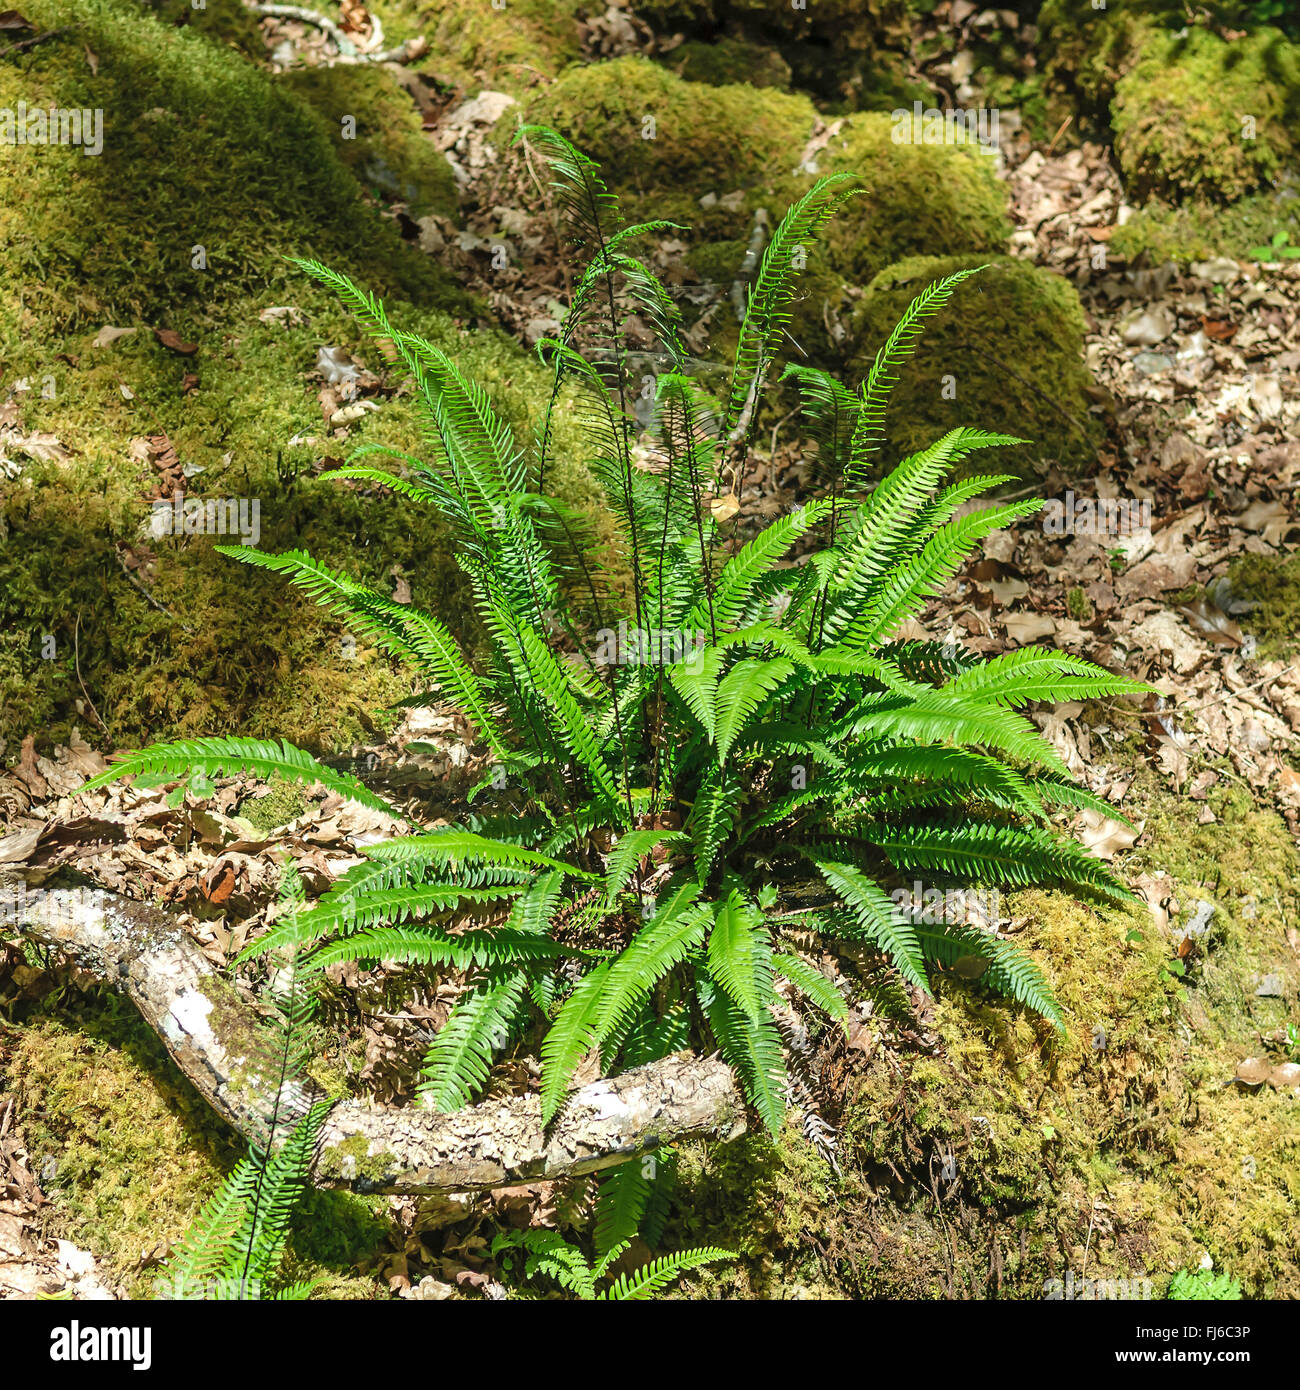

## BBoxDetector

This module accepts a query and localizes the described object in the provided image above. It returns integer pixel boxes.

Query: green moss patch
[2,990,388,1297]
[281,65,458,219]
[1112,26,1299,204]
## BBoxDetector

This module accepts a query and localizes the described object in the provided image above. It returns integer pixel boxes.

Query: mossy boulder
[1112,26,1300,204]
[849,254,1106,477]
[0,0,462,331]
[1111,187,1300,264]
[521,55,818,197]
[415,0,585,97]
[281,65,458,220]
[632,0,916,107]
[664,37,793,91]
[801,112,1010,291]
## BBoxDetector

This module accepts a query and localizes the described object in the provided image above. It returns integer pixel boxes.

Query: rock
[1119,305,1176,346]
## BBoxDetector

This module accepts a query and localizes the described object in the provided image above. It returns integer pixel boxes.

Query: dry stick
[1,873,745,1192]
[0,27,73,59]
[72,613,109,739]
[247,4,423,64]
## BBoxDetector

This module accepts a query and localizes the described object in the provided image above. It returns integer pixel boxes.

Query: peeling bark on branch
[0,873,746,1193]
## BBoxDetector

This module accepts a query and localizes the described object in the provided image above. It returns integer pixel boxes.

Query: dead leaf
[152,327,197,356]
[202,860,236,905]
[1076,810,1142,860]
[92,325,136,349]
[710,494,741,524]
[0,824,41,863]
[1002,612,1056,644]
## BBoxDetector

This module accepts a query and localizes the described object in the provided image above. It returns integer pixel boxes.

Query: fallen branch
[247,4,428,65]
[0,872,746,1193]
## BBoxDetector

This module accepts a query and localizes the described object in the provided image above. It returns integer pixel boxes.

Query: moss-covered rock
[802,112,1010,291]
[281,65,459,220]
[0,0,462,330]
[633,0,916,107]
[1111,188,1300,264]
[662,37,791,90]
[1112,26,1300,204]
[414,0,585,97]
[0,0,599,754]
[521,55,818,196]
[848,254,1105,477]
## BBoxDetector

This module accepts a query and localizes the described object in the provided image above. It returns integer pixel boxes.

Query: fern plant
[85,125,1149,1146]
[491,1228,733,1301]
[158,866,329,1301]
[1168,1269,1243,1301]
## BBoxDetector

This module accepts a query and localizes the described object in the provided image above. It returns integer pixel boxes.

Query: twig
[1046,114,1073,157]
[72,612,109,738]
[114,548,196,632]
[1178,663,1296,715]
[0,26,74,59]
[247,3,424,65]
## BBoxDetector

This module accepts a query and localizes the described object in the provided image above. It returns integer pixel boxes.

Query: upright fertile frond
[846,266,986,484]
[781,364,861,483]
[724,173,860,440]
[516,124,623,260]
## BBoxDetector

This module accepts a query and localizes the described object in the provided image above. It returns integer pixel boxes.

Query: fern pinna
[84,125,1148,1146]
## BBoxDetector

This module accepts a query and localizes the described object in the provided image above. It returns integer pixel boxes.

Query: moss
[1038,0,1160,119]
[1223,552,1300,661]
[0,0,464,331]
[408,0,585,97]
[803,113,1010,291]
[663,38,792,91]
[314,1133,401,1186]
[849,254,1105,477]
[521,56,818,197]
[239,777,310,834]
[1112,187,1300,263]
[0,0,609,754]
[281,65,459,219]
[1112,26,1300,204]
[0,277,559,750]
[629,0,917,108]
[2,990,387,1296]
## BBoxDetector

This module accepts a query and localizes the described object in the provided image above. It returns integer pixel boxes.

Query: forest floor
[1,1,1298,1300]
